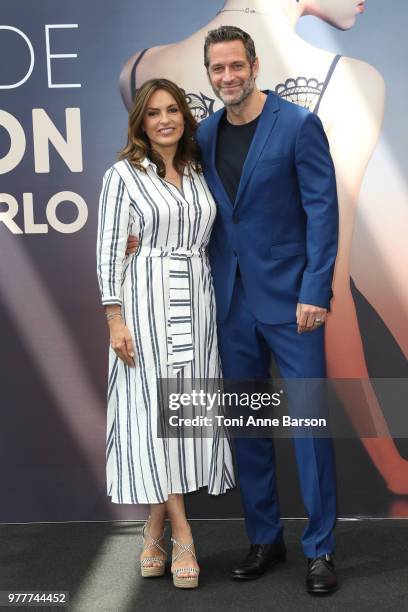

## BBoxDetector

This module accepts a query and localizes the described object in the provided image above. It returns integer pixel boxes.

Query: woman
[120,0,408,495]
[96,78,235,589]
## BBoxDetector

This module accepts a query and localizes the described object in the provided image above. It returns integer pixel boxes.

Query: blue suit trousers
[217,275,337,558]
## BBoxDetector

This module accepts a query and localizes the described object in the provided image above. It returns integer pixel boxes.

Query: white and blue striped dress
[96,157,235,504]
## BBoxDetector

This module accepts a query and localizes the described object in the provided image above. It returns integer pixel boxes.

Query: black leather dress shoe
[231,542,287,581]
[306,554,338,594]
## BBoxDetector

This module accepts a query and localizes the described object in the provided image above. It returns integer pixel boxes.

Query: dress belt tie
[134,246,207,373]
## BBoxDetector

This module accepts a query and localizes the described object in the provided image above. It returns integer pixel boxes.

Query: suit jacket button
[233,250,238,257]
[232,216,240,224]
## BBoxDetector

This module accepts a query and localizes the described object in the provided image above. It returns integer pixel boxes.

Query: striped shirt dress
[96,157,235,504]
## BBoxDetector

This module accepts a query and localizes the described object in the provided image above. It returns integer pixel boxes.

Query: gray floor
[1,519,408,612]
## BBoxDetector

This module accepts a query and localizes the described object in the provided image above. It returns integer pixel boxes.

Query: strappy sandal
[140,518,167,577]
[171,537,200,589]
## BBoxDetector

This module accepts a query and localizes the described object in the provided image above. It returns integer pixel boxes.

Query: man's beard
[211,71,256,108]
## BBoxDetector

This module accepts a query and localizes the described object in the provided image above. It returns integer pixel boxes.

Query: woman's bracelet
[106,312,122,321]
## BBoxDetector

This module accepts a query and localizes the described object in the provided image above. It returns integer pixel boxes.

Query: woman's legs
[140,494,199,576]
[166,494,200,577]
[326,274,408,494]
[140,502,167,567]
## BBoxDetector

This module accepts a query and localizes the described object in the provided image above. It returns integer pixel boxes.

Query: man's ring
[314,318,323,325]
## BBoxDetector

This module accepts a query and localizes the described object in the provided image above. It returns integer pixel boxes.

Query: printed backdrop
[0,0,407,522]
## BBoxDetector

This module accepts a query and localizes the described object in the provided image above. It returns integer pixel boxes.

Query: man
[197,26,339,595]
[127,25,339,595]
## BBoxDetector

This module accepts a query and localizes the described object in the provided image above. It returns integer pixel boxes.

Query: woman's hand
[126,235,139,256]
[108,317,136,367]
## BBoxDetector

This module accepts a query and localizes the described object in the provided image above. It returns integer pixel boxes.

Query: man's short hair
[204,25,257,69]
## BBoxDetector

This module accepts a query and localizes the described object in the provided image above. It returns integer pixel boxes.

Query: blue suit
[197,91,339,557]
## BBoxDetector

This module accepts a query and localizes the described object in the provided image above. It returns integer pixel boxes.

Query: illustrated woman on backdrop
[120,0,408,495]
[96,78,235,589]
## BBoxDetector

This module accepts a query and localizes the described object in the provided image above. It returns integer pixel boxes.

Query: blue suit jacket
[197,91,339,325]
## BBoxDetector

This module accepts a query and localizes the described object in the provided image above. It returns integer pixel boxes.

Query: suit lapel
[234,91,280,207]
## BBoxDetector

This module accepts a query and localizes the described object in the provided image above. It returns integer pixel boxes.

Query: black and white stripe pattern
[96,158,235,504]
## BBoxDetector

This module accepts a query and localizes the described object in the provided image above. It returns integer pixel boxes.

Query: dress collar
[140,156,158,172]
[140,155,191,177]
